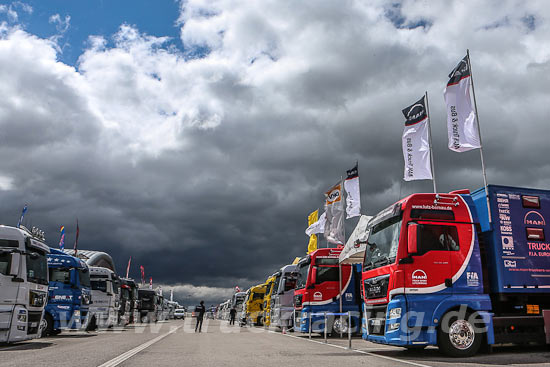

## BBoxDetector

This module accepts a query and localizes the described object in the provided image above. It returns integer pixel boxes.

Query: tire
[86,316,97,331]
[40,314,54,337]
[332,316,354,336]
[438,312,483,357]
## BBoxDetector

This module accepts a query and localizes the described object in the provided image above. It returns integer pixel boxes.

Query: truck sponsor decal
[411,270,428,285]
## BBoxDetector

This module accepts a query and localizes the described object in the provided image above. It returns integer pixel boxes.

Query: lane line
[269,331,433,367]
[97,325,183,367]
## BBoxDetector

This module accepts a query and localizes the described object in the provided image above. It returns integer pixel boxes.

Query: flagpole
[467,49,491,223]
[424,91,437,193]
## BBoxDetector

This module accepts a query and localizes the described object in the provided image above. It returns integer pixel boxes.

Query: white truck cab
[0,225,49,343]
[87,266,119,329]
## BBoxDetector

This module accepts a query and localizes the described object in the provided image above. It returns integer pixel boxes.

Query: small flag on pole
[344,163,361,219]
[306,210,318,254]
[402,95,434,182]
[444,55,480,152]
[306,211,326,236]
[73,219,80,256]
[126,257,132,279]
[16,204,28,228]
[149,277,153,289]
[140,266,145,286]
[59,226,65,250]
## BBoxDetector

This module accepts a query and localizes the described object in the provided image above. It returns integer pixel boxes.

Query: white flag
[324,182,345,245]
[344,163,361,219]
[444,55,480,152]
[402,96,433,181]
[306,212,326,236]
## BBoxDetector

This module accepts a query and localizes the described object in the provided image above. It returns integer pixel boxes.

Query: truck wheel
[438,312,482,357]
[40,314,53,337]
[332,317,352,336]
[86,316,97,331]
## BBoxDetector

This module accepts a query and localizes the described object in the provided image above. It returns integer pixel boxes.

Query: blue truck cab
[42,248,92,336]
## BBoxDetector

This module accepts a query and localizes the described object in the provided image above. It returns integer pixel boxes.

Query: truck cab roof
[0,225,50,254]
[48,248,87,269]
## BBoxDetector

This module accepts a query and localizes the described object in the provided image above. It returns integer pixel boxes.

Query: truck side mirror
[9,253,20,277]
[310,267,317,284]
[408,223,418,255]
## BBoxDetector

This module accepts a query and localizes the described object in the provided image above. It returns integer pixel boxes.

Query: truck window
[284,278,296,291]
[252,292,264,300]
[26,250,49,285]
[0,252,10,275]
[296,263,309,289]
[50,268,71,283]
[416,224,460,256]
[0,239,19,248]
[78,269,91,288]
[91,279,107,292]
[315,266,339,283]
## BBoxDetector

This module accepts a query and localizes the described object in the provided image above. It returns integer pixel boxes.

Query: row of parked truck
[0,226,183,343]
[219,185,550,357]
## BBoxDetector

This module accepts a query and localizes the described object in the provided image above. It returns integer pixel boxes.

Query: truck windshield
[50,268,71,283]
[91,279,107,292]
[26,250,49,285]
[296,263,309,289]
[79,269,91,288]
[0,251,11,275]
[363,215,402,271]
[252,292,264,300]
[283,274,297,291]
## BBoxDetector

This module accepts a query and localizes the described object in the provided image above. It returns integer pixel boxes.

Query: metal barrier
[305,311,356,349]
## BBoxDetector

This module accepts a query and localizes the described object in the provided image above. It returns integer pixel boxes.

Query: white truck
[0,225,49,343]
[270,264,298,330]
[87,266,119,329]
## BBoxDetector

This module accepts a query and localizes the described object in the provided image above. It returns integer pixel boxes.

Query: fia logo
[466,272,479,287]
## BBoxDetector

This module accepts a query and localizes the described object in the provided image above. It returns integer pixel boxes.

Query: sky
[0,0,549,306]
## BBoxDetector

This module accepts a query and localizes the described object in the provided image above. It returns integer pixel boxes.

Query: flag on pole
[126,257,132,279]
[402,96,433,181]
[235,286,241,292]
[444,55,480,152]
[140,265,145,286]
[16,204,28,228]
[306,210,318,254]
[324,182,345,245]
[344,163,361,218]
[59,226,65,250]
[149,277,153,289]
[73,219,80,256]
[305,211,326,236]
[170,289,174,302]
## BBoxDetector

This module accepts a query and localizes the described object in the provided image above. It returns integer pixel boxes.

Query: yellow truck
[262,274,277,327]
[242,283,266,326]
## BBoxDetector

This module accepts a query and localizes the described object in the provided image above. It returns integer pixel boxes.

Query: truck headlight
[388,308,402,319]
[74,310,81,318]
[388,322,400,331]
[29,290,47,307]
[17,314,27,322]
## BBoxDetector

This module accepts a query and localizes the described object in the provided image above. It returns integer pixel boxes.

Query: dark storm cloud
[0,1,549,304]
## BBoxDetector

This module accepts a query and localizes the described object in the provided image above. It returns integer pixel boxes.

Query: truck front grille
[27,311,42,335]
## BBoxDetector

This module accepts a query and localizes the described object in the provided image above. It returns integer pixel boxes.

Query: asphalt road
[2,319,550,367]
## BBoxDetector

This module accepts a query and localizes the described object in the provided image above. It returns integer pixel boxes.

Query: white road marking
[270,331,433,367]
[97,325,183,367]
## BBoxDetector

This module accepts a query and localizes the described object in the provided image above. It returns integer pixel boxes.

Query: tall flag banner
[305,211,326,236]
[307,210,318,254]
[344,163,361,219]
[444,55,480,152]
[149,277,153,289]
[402,95,434,182]
[170,289,174,302]
[324,182,345,245]
[140,265,145,286]
[16,204,28,228]
[126,257,132,279]
[73,219,80,256]
[59,226,65,250]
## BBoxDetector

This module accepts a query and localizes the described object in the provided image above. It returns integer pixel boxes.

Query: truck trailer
[43,248,91,336]
[361,185,550,356]
[0,225,49,343]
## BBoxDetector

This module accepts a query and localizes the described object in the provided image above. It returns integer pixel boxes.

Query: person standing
[229,307,237,326]
[195,301,206,333]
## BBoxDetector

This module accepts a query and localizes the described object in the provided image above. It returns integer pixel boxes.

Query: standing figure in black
[229,307,237,326]
[195,300,206,333]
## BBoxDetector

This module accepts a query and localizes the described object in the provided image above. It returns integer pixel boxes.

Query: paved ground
[1,319,550,366]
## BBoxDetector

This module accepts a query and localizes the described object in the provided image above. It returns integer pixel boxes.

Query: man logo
[313,291,323,300]
[524,211,546,226]
[406,103,425,121]
[411,269,428,285]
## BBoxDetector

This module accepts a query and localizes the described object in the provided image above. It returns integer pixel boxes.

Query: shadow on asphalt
[0,342,53,351]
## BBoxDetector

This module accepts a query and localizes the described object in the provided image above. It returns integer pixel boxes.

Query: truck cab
[262,275,276,327]
[87,266,119,329]
[244,284,266,326]
[271,264,298,330]
[294,247,362,335]
[43,249,91,336]
[0,225,49,343]
[119,278,139,325]
[361,185,550,357]
[231,292,246,323]
[138,289,157,323]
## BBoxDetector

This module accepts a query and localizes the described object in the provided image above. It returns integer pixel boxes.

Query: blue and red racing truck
[294,247,362,335]
[361,185,550,356]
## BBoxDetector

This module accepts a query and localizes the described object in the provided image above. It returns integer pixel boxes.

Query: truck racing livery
[262,274,277,327]
[242,283,266,326]
[43,248,91,336]
[361,185,550,357]
[0,225,49,343]
[294,247,362,335]
[270,264,298,330]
